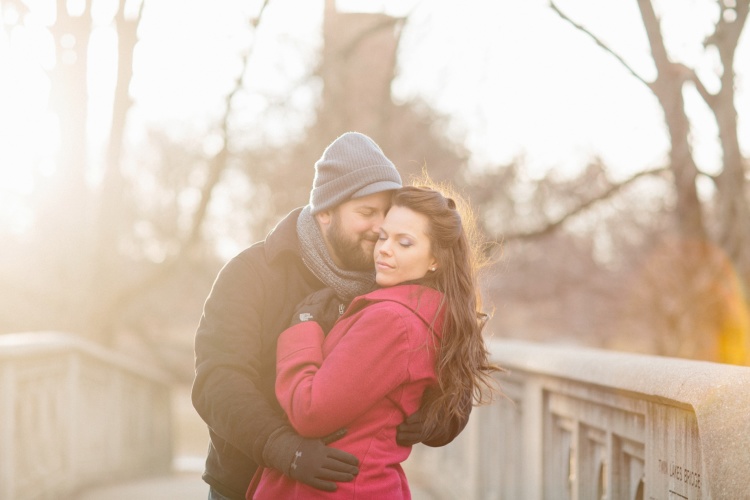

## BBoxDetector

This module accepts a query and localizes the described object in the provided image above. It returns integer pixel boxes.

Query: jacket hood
[348,284,445,334]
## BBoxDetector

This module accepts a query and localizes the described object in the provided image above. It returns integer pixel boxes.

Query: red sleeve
[275,305,413,437]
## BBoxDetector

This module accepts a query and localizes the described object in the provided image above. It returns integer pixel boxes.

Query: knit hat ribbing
[309,132,401,214]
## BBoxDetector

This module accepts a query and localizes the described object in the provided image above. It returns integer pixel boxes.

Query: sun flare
[0,23,59,228]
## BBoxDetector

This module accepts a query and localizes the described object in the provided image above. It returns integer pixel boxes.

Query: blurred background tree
[543,0,749,363]
[0,0,747,383]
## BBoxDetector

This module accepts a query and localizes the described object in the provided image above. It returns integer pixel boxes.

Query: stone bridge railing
[0,332,173,500]
[405,339,750,500]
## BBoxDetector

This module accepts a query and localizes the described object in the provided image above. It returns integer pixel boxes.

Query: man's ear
[315,210,332,230]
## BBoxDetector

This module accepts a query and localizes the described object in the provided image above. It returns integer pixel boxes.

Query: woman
[251,185,501,499]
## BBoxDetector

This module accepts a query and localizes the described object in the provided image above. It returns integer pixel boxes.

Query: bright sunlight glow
[0,24,57,193]
[1,0,748,234]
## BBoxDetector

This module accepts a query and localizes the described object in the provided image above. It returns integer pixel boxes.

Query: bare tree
[465,156,671,346]
[0,0,272,357]
[234,3,472,237]
[545,0,750,363]
[0,0,144,339]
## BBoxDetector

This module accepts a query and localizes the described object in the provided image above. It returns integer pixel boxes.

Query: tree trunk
[638,0,706,241]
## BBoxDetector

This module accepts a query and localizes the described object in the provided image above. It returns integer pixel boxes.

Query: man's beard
[327,213,376,271]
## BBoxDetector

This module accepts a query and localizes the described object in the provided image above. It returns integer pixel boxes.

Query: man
[192,132,467,500]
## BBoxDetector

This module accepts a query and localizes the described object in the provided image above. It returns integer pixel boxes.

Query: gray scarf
[297,205,376,302]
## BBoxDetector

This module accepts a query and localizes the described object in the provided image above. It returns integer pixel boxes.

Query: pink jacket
[252,284,443,499]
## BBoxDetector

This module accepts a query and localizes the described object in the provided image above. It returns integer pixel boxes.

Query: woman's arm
[275,304,427,437]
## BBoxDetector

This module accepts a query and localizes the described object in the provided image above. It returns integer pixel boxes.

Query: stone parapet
[0,332,173,500]
[405,339,750,499]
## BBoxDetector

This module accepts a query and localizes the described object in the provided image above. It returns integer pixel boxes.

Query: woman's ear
[429,257,438,272]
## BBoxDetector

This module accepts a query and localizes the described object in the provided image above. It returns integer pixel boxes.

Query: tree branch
[681,63,716,107]
[548,1,652,89]
[185,0,270,249]
[99,1,272,331]
[502,167,669,242]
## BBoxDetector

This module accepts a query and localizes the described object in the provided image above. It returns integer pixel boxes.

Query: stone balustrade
[4,333,748,499]
[405,339,750,500]
[0,332,173,500]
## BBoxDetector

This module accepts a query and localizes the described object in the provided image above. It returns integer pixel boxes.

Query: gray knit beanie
[309,132,402,214]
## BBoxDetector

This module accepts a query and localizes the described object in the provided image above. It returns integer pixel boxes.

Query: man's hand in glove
[290,287,345,334]
[396,387,473,447]
[263,427,359,492]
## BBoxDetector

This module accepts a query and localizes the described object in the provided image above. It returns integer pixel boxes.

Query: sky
[391,0,748,179]
[1,0,748,225]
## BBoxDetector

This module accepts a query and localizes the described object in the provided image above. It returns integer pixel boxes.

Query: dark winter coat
[192,208,325,499]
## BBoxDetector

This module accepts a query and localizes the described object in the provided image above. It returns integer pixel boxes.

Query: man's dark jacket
[192,208,324,499]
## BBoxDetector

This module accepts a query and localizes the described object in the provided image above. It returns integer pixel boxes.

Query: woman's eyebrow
[392,231,416,239]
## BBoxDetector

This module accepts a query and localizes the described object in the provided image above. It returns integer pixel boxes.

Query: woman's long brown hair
[391,183,502,436]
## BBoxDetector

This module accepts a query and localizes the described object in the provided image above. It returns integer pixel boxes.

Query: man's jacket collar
[264,207,304,263]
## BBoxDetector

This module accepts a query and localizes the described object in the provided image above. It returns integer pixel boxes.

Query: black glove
[263,427,359,492]
[396,387,472,447]
[395,408,425,447]
[290,287,345,334]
